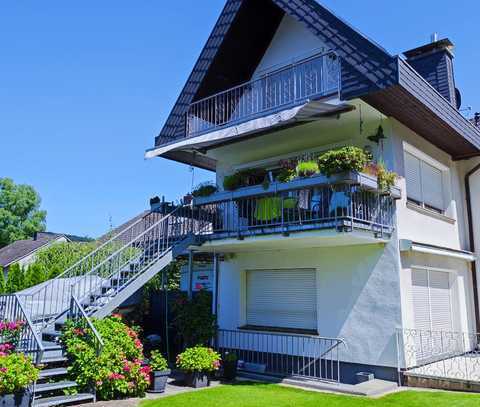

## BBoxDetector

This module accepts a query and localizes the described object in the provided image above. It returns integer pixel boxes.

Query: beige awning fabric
[145,100,355,160]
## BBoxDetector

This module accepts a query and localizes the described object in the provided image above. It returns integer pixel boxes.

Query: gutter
[465,163,480,333]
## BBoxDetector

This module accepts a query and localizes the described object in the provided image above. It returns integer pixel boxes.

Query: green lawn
[141,382,480,407]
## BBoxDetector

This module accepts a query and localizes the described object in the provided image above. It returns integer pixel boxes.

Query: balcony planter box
[184,372,210,388]
[149,369,171,393]
[0,390,30,407]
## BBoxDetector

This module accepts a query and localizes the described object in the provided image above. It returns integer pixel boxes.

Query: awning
[145,100,355,163]
[399,239,476,262]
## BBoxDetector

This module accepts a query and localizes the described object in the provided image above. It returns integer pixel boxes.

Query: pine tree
[6,263,26,293]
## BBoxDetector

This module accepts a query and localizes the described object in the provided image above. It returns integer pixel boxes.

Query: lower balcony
[191,172,399,248]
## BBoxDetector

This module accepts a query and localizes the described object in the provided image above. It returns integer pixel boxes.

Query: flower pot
[223,360,238,381]
[184,372,210,388]
[149,369,170,393]
[0,391,30,407]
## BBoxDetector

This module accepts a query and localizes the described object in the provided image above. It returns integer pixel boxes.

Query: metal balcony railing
[217,329,346,383]
[192,173,396,240]
[186,51,340,137]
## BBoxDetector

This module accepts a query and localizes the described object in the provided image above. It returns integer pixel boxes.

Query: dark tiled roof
[0,234,61,267]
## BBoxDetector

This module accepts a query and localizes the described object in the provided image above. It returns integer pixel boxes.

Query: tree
[0,178,47,248]
[5,264,26,293]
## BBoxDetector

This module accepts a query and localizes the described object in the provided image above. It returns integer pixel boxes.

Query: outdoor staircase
[0,205,205,406]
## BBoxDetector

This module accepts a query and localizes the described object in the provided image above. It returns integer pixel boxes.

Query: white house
[146,0,480,387]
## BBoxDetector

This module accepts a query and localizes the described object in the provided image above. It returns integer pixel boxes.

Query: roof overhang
[146,100,355,169]
[400,239,476,262]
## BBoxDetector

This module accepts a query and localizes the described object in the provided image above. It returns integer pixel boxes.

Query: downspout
[465,163,480,333]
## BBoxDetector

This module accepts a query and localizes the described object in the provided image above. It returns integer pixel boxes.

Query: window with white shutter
[246,269,317,331]
[404,151,445,212]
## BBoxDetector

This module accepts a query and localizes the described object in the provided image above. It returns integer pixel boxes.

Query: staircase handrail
[70,295,104,356]
[23,211,156,298]
[71,204,195,304]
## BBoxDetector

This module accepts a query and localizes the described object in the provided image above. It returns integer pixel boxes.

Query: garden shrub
[61,314,151,400]
[318,146,370,177]
[172,291,216,347]
[176,346,221,373]
[0,353,39,395]
[0,320,25,353]
[149,351,168,372]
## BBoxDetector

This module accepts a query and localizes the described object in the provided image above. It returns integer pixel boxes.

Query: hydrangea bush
[0,320,25,354]
[0,352,39,395]
[62,314,150,400]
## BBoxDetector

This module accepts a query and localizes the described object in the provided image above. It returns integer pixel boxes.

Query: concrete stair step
[32,393,94,407]
[38,367,69,379]
[40,355,68,364]
[35,380,77,393]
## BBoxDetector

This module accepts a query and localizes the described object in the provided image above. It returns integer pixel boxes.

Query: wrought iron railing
[186,51,340,137]
[69,296,104,357]
[0,295,45,364]
[193,178,396,240]
[397,328,480,382]
[217,329,346,383]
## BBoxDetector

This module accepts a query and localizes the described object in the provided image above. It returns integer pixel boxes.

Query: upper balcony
[185,51,341,139]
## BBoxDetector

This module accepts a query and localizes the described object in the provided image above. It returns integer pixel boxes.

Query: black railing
[193,175,396,240]
[186,52,340,137]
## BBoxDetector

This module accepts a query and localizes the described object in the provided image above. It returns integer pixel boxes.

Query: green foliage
[296,161,320,178]
[0,320,26,352]
[0,271,5,295]
[172,291,216,347]
[176,346,221,373]
[318,147,370,177]
[5,264,25,294]
[62,315,150,401]
[223,169,267,191]
[364,162,397,191]
[223,352,237,363]
[191,182,218,198]
[0,353,39,395]
[149,351,168,372]
[32,241,97,280]
[0,178,47,248]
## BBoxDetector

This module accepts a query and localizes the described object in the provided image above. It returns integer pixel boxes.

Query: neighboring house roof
[154,0,480,160]
[0,232,92,268]
[0,233,62,268]
[97,211,152,244]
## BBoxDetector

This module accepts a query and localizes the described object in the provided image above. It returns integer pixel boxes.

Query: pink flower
[213,360,221,370]
[134,339,143,350]
[123,364,131,373]
[108,372,125,380]
[96,381,103,386]
[0,367,7,373]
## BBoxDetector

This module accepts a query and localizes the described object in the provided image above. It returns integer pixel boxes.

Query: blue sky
[1,0,479,238]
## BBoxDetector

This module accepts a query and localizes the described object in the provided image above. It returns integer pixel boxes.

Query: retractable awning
[145,100,355,166]
[400,239,476,262]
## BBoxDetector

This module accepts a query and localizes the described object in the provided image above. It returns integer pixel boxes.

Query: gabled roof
[0,233,62,267]
[155,0,480,160]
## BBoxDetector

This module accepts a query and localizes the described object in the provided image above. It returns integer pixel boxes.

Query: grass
[141,382,480,407]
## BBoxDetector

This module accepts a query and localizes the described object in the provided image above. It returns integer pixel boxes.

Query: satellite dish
[455,88,462,110]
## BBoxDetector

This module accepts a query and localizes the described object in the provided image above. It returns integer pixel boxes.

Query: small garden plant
[296,160,319,177]
[364,162,397,191]
[191,182,218,198]
[62,314,151,400]
[176,346,221,373]
[0,320,25,353]
[149,351,169,372]
[0,352,39,395]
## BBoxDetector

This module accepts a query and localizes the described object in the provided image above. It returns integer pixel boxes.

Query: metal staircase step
[35,380,77,393]
[39,367,68,379]
[40,355,68,364]
[33,393,94,407]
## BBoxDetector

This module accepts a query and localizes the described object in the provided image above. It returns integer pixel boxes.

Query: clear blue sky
[1,1,479,238]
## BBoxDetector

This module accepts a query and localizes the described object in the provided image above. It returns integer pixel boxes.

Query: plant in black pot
[0,352,39,407]
[176,346,221,388]
[222,352,238,382]
[148,351,170,393]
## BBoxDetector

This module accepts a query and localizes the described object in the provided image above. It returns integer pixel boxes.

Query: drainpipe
[465,163,480,333]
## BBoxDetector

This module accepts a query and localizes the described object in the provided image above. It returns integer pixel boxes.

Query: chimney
[404,37,458,107]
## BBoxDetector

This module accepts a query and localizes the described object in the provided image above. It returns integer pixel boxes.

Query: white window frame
[403,142,450,214]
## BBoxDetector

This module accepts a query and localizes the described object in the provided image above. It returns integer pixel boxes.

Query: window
[404,151,445,212]
[246,269,317,332]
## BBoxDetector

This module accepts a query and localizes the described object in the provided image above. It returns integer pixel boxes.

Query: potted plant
[191,182,218,198]
[0,353,39,407]
[148,351,170,393]
[363,161,397,192]
[296,160,320,178]
[222,352,238,381]
[176,346,221,388]
[318,146,370,177]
